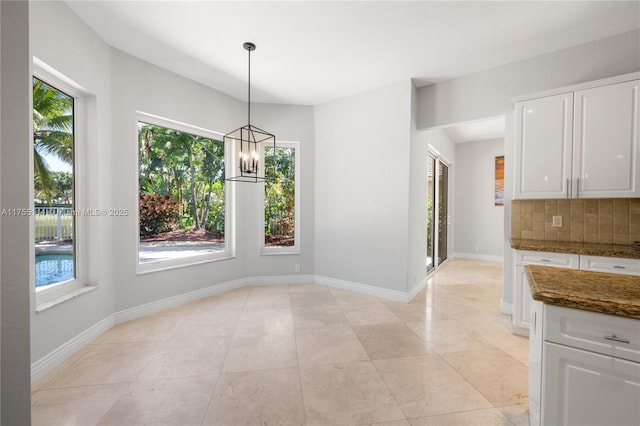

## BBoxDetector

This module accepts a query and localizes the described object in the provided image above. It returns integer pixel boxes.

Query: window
[137,113,232,271]
[262,141,300,254]
[33,63,88,306]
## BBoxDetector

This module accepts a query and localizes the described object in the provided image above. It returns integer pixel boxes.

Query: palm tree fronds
[32,77,74,198]
[34,151,54,204]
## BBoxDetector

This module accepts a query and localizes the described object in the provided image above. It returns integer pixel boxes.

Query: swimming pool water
[35,254,74,287]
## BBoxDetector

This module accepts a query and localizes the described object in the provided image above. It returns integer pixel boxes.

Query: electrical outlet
[552,216,563,227]
[295,264,300,273]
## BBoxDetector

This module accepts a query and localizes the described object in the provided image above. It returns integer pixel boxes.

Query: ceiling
[65,1,640,107]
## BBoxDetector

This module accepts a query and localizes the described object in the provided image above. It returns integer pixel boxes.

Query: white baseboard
[501,300,513,315]
[451,252,504,262]
[31,274,414,382]
[247,274,315,286]
[249,274,408,302]
[408,275,429,302]
[114,278,247,324]
[31,314,114,384]
[314,275,409,302]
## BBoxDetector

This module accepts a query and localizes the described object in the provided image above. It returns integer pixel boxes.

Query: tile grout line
[435,350,510,410]
[291,286,310,426]
[94,313,197,426]
[368,345,410,424]
[202,288,249,424]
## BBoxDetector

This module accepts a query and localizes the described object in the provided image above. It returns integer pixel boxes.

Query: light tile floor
[32,259,530,425]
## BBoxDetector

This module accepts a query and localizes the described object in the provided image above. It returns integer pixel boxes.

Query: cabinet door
[515,93,574,199]
[529,300,544,426]
[542,341,640,426]
[512,265,532,336]
[573,80,640,198]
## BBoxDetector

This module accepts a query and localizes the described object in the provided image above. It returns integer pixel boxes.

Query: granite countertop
[511,238,640,259]
[525,265,640,319]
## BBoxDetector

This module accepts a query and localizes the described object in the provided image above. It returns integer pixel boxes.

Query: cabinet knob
[604,334,630,344]
[613,265,626,269]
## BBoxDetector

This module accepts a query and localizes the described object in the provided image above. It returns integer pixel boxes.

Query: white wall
[416,29,640,129]
[314,80,413,293]
[406,83,429,294]
[454,139,504,260]
[29,0,114,364]
[1,1,31,423]
[424,128,456,164]
[247,103,315,278]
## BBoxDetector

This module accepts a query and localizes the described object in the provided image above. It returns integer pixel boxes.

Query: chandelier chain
[247,46,251,126]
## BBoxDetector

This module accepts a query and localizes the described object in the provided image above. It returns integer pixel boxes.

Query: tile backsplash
[511,198,640,245]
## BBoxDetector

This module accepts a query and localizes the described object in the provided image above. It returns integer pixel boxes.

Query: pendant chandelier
[225,42,276,183]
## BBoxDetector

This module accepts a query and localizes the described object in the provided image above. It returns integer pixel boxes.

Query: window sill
[35,285,99,313]
[261,247,300,256]
[136,253,235,275]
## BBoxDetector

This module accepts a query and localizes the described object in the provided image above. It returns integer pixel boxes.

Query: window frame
[260,140,300,255]
[33,60,89,306]
[135,111,235,274]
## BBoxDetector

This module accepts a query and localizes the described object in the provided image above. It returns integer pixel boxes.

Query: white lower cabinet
[513,250,579,336]
[513,251,639,336]
[543,342,640,426]
[529,303,640,426]
[529,300,544,426]
[513,265,532,335]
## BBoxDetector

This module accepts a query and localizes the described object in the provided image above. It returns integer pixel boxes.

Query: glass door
[437,161,448,264]
[426,154,449,273]
[426,154,436,273]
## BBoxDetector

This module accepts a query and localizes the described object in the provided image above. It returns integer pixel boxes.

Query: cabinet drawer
[580,255,640,276]
[545,305,640,363]
[515,250,579,268]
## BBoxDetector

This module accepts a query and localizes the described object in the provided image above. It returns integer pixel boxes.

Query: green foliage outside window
[264,147,295,247]
[139,194,180,237]
[138,122,225,238]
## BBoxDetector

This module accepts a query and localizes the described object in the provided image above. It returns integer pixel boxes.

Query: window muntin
[262,142,300,254]
[137,114,231,269]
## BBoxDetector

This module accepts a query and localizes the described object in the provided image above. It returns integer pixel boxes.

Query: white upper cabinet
[514,75,640,199]
[573,80,640,198]
[515,93,574,199]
